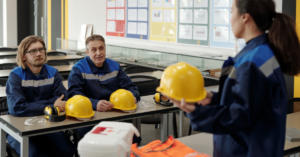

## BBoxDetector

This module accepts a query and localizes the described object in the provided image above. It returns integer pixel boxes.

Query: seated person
[68,34,141,143]
[6,36,75,157]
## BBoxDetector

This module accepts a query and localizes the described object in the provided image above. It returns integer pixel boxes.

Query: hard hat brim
[157,87,207,103]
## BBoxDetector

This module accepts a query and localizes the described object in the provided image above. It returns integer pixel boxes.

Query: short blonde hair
[17,36,47,69]
[85,35,106,49]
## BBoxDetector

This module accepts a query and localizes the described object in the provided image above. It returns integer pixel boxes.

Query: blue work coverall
[68,57,140,141]
[186,34,287,157]
[6,65,75,157]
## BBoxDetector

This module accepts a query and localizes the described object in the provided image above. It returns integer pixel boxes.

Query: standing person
[6,36,76,157]
[166,0,300,156]
[68,34,141,143]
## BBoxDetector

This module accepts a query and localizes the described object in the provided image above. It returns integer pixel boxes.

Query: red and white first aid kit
[78,121,140,157]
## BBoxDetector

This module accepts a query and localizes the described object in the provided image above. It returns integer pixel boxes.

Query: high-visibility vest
[130,135,210,157]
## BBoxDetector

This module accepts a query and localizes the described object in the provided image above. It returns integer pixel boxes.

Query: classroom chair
[46,60,70,66]
[129,75,178,138]
[0,48,17,52]
[0,78,8,87]
[47,51,67,56]
[0,63,18,70]
[287,98,300,114]
[124,66,157,74]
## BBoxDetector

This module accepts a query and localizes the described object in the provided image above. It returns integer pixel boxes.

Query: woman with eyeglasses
[167,0,300,156]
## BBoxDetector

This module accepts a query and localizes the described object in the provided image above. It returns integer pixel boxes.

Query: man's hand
[96,100,114,112]
[134,97,137,104]
[54,94,66,112]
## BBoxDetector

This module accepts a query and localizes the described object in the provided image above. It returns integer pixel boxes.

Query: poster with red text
[106,0,126,37]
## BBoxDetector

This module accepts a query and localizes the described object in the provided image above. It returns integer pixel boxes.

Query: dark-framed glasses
[26,48,46,55]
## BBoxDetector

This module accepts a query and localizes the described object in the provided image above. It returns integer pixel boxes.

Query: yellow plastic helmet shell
[65,95,94,119]
[156,62,207,103]
[110,89,137,111]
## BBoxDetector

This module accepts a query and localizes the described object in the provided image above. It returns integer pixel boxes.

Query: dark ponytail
[236,0,300,76]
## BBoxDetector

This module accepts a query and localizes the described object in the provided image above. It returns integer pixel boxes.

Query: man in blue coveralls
[68,34,141,143]
[6,36,75,157]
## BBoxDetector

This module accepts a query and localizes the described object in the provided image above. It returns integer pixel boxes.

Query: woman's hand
[162,91,214,113]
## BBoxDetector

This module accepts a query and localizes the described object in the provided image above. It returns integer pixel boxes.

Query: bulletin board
[106,0,126,37]
[210,0,245,48]
[126,0,149,40]
[177,0,210,46]
[149,0,177,43]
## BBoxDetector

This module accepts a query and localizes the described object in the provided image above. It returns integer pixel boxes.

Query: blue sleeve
[117,66,140,101]
[186,62,270,134]
[6,72,67,117]
[68,67,99,110]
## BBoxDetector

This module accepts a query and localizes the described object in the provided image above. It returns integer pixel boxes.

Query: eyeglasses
[26,48,46,55]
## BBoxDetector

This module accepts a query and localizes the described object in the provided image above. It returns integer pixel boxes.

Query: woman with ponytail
[166,0,300,156]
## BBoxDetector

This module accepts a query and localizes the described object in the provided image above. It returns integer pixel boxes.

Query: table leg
[168,113,173,136]
[132,118,141,135]
[179,111,183,137]
[20,136,29,157]
[160,113,168,141]
[0,127,6,157]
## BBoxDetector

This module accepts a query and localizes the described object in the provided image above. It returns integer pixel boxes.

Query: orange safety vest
[130,135,211,157]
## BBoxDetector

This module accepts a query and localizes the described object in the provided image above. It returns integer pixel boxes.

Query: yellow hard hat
[65,95,94,120]
[110,89,137,111]
[156,62,207,103]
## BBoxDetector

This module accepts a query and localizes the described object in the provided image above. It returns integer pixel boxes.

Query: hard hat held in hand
[110,89,137,112]
[156,62,207,103]
[65,95,94,120]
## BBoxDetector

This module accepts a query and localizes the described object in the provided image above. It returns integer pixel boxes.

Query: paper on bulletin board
[107,9,116,20]
[128,22,137,34]
[214,0,229,7]
[107,21,116,32]
[107,0,116,7]
[180,0,193,8]
[115,21,125,32]
[162,23,175,37]
[194,9,208,24]
[128,0,137,7]
[180,9,193,23]
[164,0,175,8]
[116,0,125,7]
[152,9,162,22]
[213,26,229,42]
[179,25,192,39]
[116,9,125,20]
[152,0,162,7]
[193,25,207,41]
[138,23,148,35]
[138,0,148,7]
[163,9,175,23]
[138,9,148,21]
[194,0,208,7]
[213,9,229,25]
[128,9,138,21]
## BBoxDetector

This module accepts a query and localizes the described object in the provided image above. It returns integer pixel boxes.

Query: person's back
[163,0,300,156]
[6,36,75,157]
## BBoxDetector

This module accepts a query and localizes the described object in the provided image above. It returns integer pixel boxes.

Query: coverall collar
[25,64,48,79]
[86,56,111,73]
[233,33,268,62]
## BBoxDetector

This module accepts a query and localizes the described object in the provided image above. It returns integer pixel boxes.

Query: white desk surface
[0,65,73,78]
[0,55,84,64]
[177,133,213,156]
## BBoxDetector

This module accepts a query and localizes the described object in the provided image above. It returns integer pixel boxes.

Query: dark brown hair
[85,35,106,49]
[17,36,47,69]
[236,0,300,75]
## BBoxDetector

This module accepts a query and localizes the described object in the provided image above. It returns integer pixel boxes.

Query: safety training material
[65,95,94,120]
[110,89,137,112]
[156,62,207,103]
[153,93,173,107]
[131,135,210,157]
[78,121,140,157]
[44,106,66,122]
